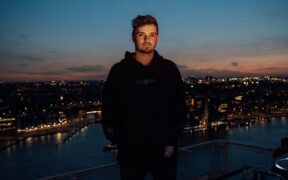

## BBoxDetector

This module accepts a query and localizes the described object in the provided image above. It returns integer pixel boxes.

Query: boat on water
[103,143,118,151]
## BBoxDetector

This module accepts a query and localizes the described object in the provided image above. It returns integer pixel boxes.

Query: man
[102,15,186,180]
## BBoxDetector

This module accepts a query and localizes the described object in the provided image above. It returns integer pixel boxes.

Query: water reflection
[5,146,11,155]
[245,125,249,133]
[281,116,286,125]
[259,120,266,128]
[26,137,33,144]
[40,136,46,143]
[55,133,62,144]
[81,126,88,133]
[25,137,34,149]
[19,140,24,148]
[271,118,276,125]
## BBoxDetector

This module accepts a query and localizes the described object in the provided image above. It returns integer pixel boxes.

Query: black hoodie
[102,50,186,158]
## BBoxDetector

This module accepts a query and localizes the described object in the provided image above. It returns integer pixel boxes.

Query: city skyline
[1,0,288,82]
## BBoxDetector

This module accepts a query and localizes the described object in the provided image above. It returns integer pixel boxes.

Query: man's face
[134,24,158,54]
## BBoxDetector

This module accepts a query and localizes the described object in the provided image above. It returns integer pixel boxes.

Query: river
[0,117,287,180]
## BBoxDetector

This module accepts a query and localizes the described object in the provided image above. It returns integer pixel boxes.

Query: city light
[0,77,287,140]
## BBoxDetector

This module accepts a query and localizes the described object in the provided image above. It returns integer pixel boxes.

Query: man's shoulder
[161,58,176,65]
[109,60,128,72]
[160,58,178,70]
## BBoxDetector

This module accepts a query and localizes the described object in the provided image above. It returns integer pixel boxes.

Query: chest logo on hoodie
[136,78,157,85]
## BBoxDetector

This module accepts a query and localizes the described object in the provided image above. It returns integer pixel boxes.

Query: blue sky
[0,0,288,81]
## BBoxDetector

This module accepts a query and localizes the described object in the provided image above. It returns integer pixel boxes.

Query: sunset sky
[1,0,288,82]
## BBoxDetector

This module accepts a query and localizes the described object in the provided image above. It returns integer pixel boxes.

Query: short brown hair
[132,15,158,35]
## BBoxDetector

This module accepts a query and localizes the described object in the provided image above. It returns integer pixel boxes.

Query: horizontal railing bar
[38,162,118,180]
[40,139,275,180]
[179,139,274,153]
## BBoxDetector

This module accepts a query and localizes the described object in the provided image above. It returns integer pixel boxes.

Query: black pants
[118,155,177,180]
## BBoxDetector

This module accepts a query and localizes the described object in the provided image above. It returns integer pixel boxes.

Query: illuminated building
[0,117,17,135]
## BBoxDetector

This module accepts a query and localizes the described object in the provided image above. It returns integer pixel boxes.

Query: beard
[136,43,155,54]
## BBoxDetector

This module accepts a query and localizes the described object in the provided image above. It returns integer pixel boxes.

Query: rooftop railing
[39,139,287,180]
